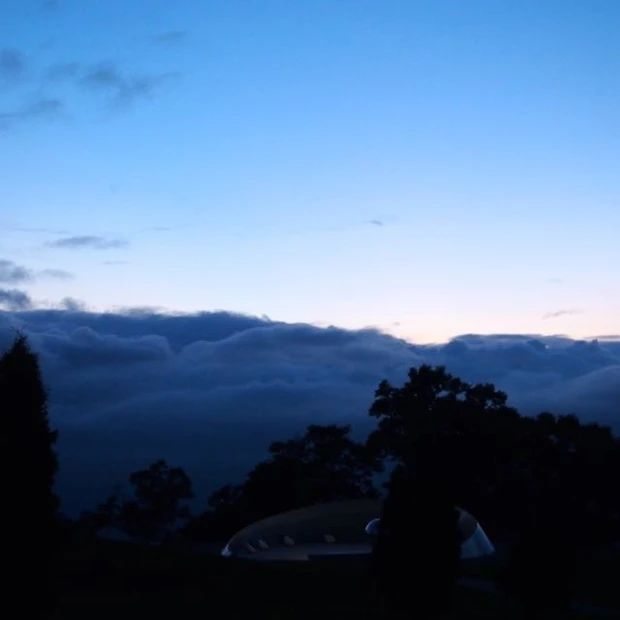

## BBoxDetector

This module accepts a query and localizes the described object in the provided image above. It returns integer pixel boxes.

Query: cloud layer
[0,309,618,515]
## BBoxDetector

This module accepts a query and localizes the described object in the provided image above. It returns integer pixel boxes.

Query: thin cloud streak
[78,62,179,108]
[151,31,187,46]
[45,61,81,81]
[0,98,65,130]
[47,235,129,250]
[543,309,582,320]
[40,268,74,280]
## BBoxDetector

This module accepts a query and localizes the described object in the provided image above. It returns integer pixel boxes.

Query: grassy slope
[463,547,620,611]
[52,539,614,619]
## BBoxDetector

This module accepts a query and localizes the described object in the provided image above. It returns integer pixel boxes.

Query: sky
[1,0,619,343]
[1,2,620,513]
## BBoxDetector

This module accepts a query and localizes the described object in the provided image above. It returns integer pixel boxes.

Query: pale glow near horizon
[1,0,618,341]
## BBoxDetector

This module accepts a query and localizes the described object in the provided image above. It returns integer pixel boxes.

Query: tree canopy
[184,424,382,541]
[365,364,620,542]
[81,459,194,544]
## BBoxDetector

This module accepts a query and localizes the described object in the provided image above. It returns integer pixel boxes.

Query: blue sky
[1,0,619,343]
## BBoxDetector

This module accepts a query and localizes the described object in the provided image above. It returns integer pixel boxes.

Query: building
[221,498,495,561]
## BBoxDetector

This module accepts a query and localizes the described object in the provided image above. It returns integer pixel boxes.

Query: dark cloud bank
[1,309,619,516]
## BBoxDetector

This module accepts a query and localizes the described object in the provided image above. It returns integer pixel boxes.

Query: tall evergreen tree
[0,333,59,617]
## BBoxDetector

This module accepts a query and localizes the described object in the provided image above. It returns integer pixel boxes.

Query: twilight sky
[1,0,619,343]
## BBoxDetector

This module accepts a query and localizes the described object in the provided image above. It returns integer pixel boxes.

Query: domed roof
[221,498,494,561]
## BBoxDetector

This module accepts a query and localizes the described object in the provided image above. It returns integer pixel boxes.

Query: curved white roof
[221,498,494,561]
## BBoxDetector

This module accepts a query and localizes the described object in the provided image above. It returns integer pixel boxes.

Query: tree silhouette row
[2,334,619,617]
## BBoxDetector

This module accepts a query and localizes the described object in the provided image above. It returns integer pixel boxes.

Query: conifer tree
[0,333,59,616]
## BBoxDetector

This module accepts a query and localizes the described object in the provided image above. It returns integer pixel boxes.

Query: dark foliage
[367,365,620,546]
[120,459,194,543]
[497,484,583,614]
[366,364,620,615]
[0,334,59,617]
[80,460,194,544]
[183,424,382,541]
[372,465,462,618]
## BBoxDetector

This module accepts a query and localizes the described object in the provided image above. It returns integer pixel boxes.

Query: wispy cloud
[47,235,129,250]
[0,259,74,284]
[40,0,60,10]
[140,226,176,232]
[59,297,87,311]
[543,309,582,320]
[369,219,384,227]
[2,44,179,126]
[546,278,563,285]
[0,259,33,284]
[40,268,74,280]
[152,30,187,46]
[78,62,179,108]
[0,288,33,310]
[45,61,81,81]
[0,98,65,130]
[0,48,26,84]
[102,260,130,266]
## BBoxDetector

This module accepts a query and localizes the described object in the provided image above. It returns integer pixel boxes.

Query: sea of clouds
[1,309,619,515]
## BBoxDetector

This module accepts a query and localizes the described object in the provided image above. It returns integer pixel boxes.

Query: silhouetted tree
[115,459,194,544]
[0,334,59,617]
[244,423,381,509]
[367,364,620,615]
[367,365,524,534]
[366,365,620,543]
[496,413,620,615]
[372,465,461,619]
[78,492,122,538]
[183,424,382,541]
[181,483,246,542]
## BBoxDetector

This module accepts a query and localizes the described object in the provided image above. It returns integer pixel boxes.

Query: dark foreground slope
[51,539,616,619]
